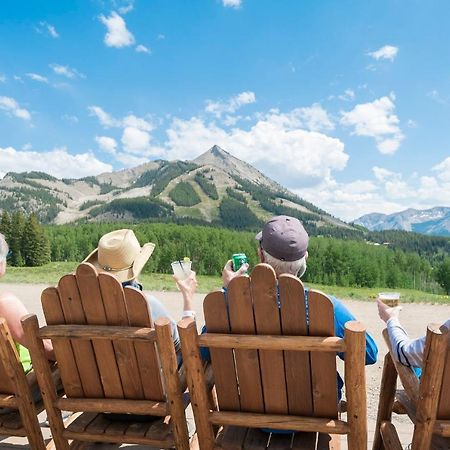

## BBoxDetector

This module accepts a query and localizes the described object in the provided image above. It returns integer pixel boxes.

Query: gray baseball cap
[256,215,309,261]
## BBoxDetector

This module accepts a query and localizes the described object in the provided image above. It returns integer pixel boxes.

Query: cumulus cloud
[433,156,450,182]
[118,1,134,14]
[0,146,111,179]
[121,127,152,154]
[95,136,118,154]
[26,73,49,83]
[88,106,119,128]
[135,44,150,54]
[340,94,404,154]
[205,91,256,117]
[222,0,242,8]
[99,11,135,48]
[50,63,85,79]
[35,21,59,38]
[368,45,398,61]
[338,89,355,101]
[0,96,31,120]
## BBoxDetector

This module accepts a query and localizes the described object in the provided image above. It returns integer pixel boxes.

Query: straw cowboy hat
[84,229,155,283]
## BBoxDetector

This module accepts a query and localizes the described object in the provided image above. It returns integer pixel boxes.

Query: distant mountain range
[0,145,353,233]
[355,207,450,237]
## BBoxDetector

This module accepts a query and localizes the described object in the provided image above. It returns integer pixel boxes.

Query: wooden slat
[56,274,103,397]
[279,274,313,416]
[379,422,403,450]
[98,271,144,399]
[125,420,151,439]
[85,413,110,435]
[291,432,317,449]
[198,334,345,352]
[251,264,288,414]
[437,345,450,419]
[0,394,18,407]
[76,264,124,399]
[203,290,240,411]
[209,411,349,434]
[41,287,83,398]
[40,325,156,341]
[308,290,337,418]
[228,275,264,413]
[316,434,340,449]
[66,412,98,433]
[125,287,165,401]
[268,433,294,450]
[243,428,270,450]
[219,425,248,450]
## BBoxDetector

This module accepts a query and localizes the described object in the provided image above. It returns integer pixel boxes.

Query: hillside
[355,207,450,237]
[0,145,354,234]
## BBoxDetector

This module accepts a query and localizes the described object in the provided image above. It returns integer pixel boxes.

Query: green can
[232,253,248,272]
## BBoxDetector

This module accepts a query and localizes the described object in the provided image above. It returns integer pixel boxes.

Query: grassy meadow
[3,262,449,304]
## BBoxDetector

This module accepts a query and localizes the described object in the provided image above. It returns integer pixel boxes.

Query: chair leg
[372,353,397,450]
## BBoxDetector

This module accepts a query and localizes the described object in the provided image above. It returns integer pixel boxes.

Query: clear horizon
[0,0,449,221]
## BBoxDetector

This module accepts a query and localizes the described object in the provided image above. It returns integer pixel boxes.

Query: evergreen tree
[22,214,51,266]
[9,211,25,266]
[0,210,11,240]
[436,258,450,295]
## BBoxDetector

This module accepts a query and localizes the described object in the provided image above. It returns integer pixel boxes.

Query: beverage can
[232,253,248,272]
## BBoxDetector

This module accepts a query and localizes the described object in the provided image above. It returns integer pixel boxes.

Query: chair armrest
[380,421,403,450]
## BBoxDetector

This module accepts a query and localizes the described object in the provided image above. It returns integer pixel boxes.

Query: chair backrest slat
[308,290,338,418]
[124,287,164,401]
[203,290,240,411]
[228,275,264,413]
[437,347,450,419]
[55,273,104,397]
[279,274,312,416]
[251,264,288,414]
[76,265,124,399]
[41,286,83,397]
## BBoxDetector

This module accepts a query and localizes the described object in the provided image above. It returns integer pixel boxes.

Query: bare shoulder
[0,291,21,303]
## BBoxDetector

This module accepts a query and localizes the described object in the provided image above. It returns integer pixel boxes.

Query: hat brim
[83,242,155,283]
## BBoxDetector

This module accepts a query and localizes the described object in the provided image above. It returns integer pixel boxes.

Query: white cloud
[0,96,31,121]
[0,146,111,179]
[50,63,85,79]
[99,11,135,48]
[222,0,242,8]
[62,114,79,124]
[88,106,119,127]
[0,74,6,83]
[205,91,256,117]
[35,21,59,38]
[338,89,355,101]
[157,33,165,40]
[135,44,150,54]
[121,127,151,154]
[159,108,346,185]
[95,136,118,154]
[118,1,134,14]
[340,94,404,154]
[433,156,450,182]
[26,73,49,83]
[368,45,398,61]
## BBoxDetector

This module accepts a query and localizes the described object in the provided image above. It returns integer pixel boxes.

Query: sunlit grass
[3,262,449,304]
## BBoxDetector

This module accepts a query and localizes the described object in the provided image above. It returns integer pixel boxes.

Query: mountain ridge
[355,206,450,237]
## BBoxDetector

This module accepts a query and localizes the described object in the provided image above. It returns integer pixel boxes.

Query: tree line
[0,211,448,294]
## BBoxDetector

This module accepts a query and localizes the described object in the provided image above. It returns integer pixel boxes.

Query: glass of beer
[378,292,400,307]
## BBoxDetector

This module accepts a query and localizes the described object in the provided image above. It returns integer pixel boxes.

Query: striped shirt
[386,317,450,368]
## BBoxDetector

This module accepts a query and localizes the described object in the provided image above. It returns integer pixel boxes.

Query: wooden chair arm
[380,421,403,450]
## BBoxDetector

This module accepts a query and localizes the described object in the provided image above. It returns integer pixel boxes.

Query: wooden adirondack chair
[22,262,194,450]
[372,323,449,450]
[178,264,368,450]
[0,318,48,449]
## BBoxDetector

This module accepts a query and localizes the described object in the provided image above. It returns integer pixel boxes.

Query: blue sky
[0,0,449,220]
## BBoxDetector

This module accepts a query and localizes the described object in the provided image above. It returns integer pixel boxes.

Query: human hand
[377,298,402,323]
[174,271,198,300]
[222,259,249,288]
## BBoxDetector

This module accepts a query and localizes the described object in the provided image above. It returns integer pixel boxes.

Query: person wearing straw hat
[84,229,198,349]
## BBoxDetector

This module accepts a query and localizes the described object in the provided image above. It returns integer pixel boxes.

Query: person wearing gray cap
[222,215,378,398]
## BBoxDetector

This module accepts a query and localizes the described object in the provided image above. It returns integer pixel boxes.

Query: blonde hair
[0,233,8,262]
[262,249,307,277]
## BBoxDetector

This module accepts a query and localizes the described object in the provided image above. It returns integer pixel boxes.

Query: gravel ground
[1,282,449,449]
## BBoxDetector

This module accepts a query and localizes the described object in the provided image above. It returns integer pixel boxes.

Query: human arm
[174,271,198,318]
[331,296,378,365]
[0,292,55,360]
[221,259,249,289]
